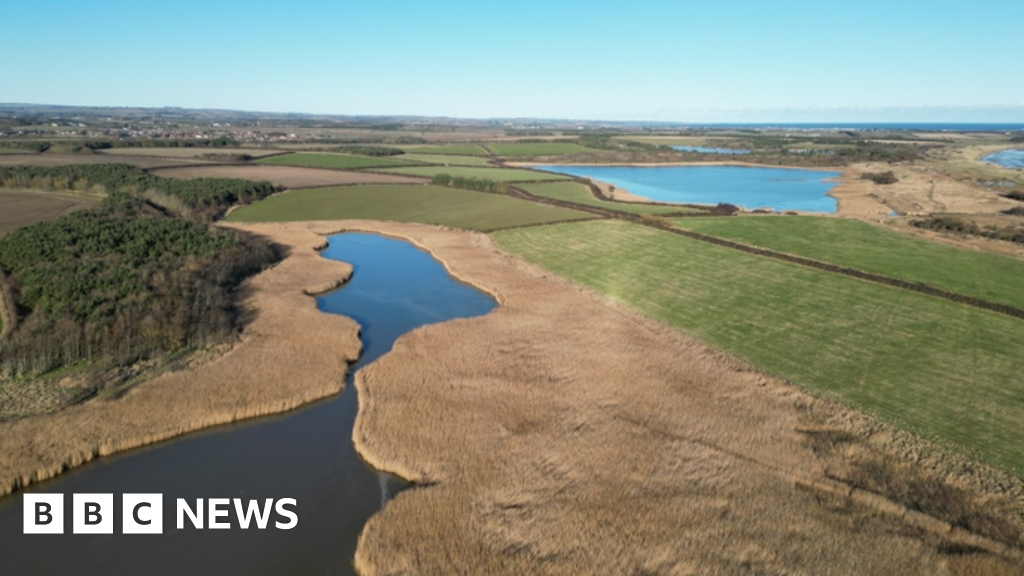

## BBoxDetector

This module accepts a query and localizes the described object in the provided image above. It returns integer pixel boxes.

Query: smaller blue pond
[673,145,750,155]
[534,165,841,213]
[982,149,1024,170]
[317,234,497,360]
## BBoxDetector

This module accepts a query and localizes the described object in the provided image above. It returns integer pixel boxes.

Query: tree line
[0,163,278,220]
[431,173,510,194]
[0,167,280,378]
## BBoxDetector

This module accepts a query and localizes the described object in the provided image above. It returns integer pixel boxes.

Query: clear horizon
[2,0,1023,122]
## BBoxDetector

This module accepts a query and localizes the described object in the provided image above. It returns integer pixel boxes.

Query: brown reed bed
[284,221,1024,576]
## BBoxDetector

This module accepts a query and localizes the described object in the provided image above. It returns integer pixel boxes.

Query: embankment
[0,223,361,496]
[330,221,1024,575]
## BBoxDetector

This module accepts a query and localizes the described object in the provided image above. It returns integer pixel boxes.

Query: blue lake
[673,145,750,155]
[982,149,1024,170]
[0,233,496,576]
[533,165,842,213]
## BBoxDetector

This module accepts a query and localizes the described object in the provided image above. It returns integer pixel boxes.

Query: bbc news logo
[23,494,297,534]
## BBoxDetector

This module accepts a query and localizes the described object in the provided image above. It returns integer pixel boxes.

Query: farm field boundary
[674,216,1024,309]
[493,219,1024,477]
[506,178,1024,320]
[663,225,1024,321]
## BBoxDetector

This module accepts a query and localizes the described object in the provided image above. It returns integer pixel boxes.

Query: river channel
[0,232,496,575]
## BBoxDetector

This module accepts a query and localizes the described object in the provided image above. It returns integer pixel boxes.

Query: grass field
[0,189,98,234]
[674,216,1024,309]
[377,165,568,182]
[400,144,488,156]
[485,142,593,156]
[493,219,1024,477]
[226,184,593,231]
[398,153,495,167]
[519,181,704,215]
[256,152,414,171]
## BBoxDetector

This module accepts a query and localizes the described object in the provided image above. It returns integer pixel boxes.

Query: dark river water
[0,233,496,575]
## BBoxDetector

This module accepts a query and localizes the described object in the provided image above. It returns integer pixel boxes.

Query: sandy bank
[826,167,897,218]
[323,221,1024,575]
[585,179,654,204]
[0,224,361,496]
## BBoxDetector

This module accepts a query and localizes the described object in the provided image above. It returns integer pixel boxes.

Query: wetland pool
[533,165,841,212]
[0,233,496,576]
[982,149,1024,170]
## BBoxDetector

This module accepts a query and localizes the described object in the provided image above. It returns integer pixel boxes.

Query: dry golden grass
[2,218,1021,573]
[825,167,897,217]
[858,160,1018,216]
[275,221,1024,575]
[0,224,361,495]
[151,164,427,188]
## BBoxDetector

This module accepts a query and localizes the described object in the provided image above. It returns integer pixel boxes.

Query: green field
[486,142,593,156]
[256,152,413,170]
[226,184,593,231]
[377,165,568,182]
[398,153,495,167]
[675,216,1024,309]
[493,220,1024,476]
[400,144,488,156]
[519,182,704,215]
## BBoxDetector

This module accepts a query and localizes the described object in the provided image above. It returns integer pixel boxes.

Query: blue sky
[2,0,1022,121]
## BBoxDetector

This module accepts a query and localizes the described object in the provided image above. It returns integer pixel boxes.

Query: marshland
[1,110,1023,574]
